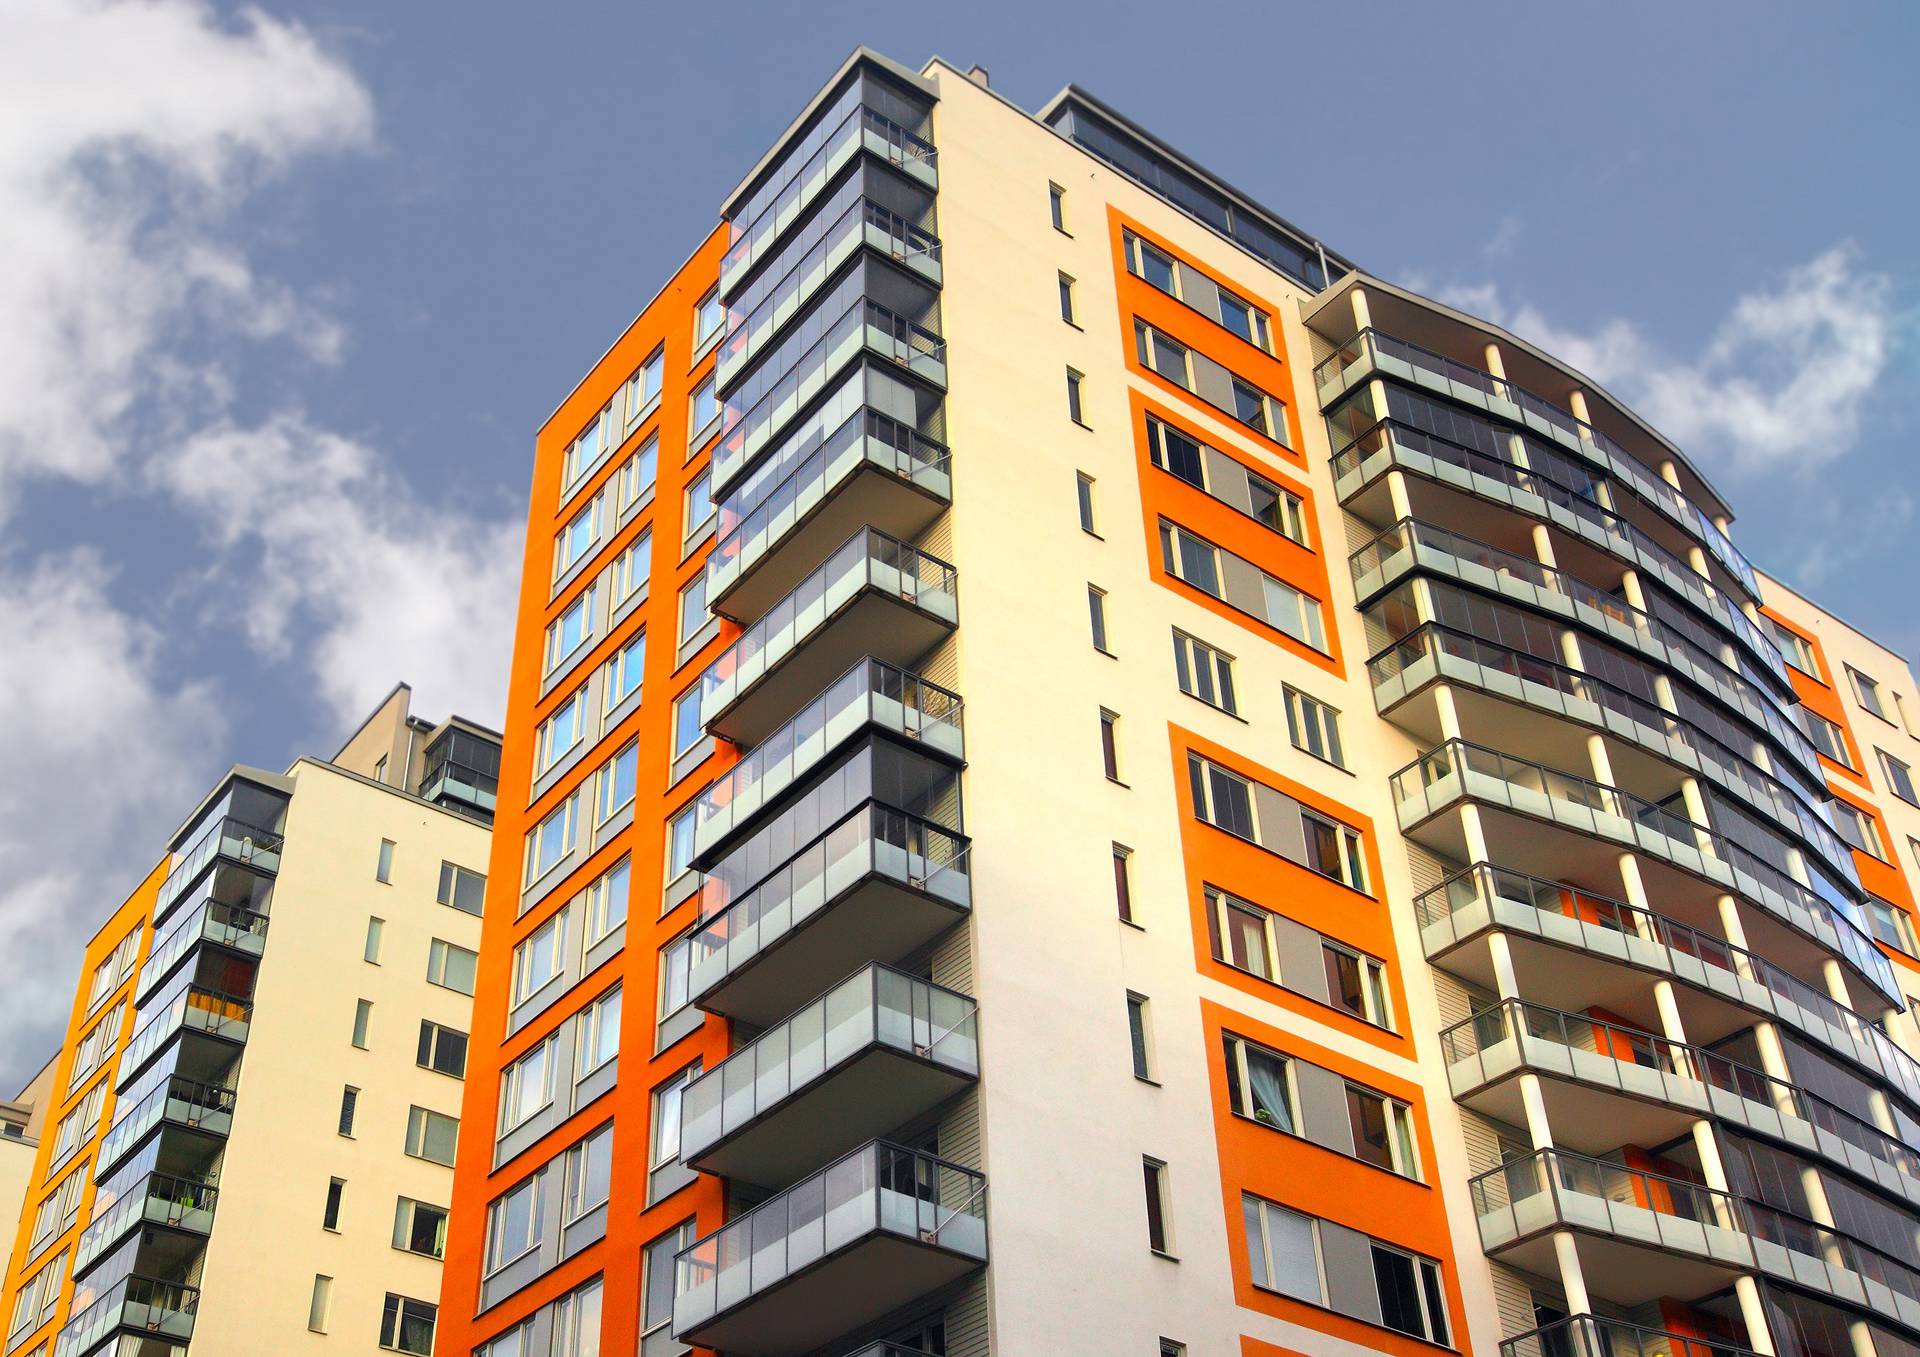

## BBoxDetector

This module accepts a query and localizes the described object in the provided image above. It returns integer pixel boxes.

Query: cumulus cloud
[1436,244,1895,478]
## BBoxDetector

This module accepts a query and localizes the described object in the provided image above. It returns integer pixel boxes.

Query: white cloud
[1436,244,1894,478]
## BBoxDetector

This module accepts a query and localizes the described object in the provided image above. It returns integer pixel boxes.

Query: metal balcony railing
[1499,1313,1760,1357]
[74,1170,218,1275]
[97,1075,235,1174]
[54,1275,197,1357]
[153,816,281,925]
[137,899,268,1004]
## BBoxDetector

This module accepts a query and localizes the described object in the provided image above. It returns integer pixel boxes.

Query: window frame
[1284,685,1345,768]
[1172,628,1237,716]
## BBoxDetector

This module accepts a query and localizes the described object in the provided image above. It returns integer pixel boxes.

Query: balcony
[53,1276,197,1357]
[672,1140,986,1357]
[691,803,970,1026]
[136,899,268,1005]
[418,758,499,820]
[693,657,963,864]
[1469,1149,1752,1303]
[151,816,281,928]
[73,1171,217,1276]
[119,985,251,1086]
[681,964,978,1188]
[1500,1314,1760,1357]
[96,1076,235,1177]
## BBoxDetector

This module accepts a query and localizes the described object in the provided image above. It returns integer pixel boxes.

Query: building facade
[0,684,500,1357]
[439,48,1920,1357]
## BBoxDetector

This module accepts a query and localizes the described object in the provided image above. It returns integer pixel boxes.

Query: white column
[1349,286,1372,333]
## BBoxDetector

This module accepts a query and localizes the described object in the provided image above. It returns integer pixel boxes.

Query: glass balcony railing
[73,1171,218,1276]
[680,963,978,1181]
[1391,739,1895,1000]
[419,759,499,815]
[53,1275,198,1357]
[693,658,963,860]
[137,899,269,1005]
[1469,1148,1752,1266]
[673,1140,985,1352]
[153,816,281,927]
[120,986,251,1083]
[1742,1199,1920,1323]
[97,1076,235,1175]
[691,803,971,1020]
[1500,1313,1761,1357]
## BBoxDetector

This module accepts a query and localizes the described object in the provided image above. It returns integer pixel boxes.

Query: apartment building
[0,1060,57,1287]
[0,683,500,1357]
[438,47,1920,1357]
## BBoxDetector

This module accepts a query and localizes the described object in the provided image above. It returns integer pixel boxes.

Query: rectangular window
[1882,750,1919,806]
[660,932,694,1018]
[613,527,652,603]
[363,916,384,964]
[1066,368,1086,425]
[1346,1082,1421,1179]
[1172,630,1236,715]
[1112,844,1134,924]
[553,1279,603,1357]
[1804,708,1854,768]
[1769,618,1817,673]
[576,985,622,1077]
[512,914,566,1005]
[1852,667,1890,721]
[393,1198,448,1259]
[564,1122,614,1222]
[1833,799,1887,861]
[1159,519,1221,595]
[417,1020,468,1078]
[553,496,599,581]
[485,1172,544,1274]
[376,838,395,883]
[1146,413,1206,488]
[618,434,659,509]
[1088,586,1110,654]
[500,1038,556,1131]
[524,793,578,885]
[545,586,596,672]
[351,999,373,1049]
[374,754,387,783]
[1865,897,1918,957]
[1049,182,1067,233]
[1243,1194,1322,1301]
[1209,887,1274,980]
[1284,686,1345,768]
[323,1177,344,1231]
[1142,1157,1172,1255]
[379,1294,437,1355]
[437,861,486,916]
[405,1106,459,1166]
[679,573,709,645]
[534,690,586,778]
[1135,319,1191,388]
[651,1064,701,1167]
[1100,708,1122,782]
[1247,472,1305,543]
[561,400,612,491]
[1125,231,1177,294]
[1323,941,1394,1030]
[598,739,640,821]
[689,375,718,442]
[1372,1243,1451,1345]
[584,855,631,944]
[338,1086,358,1137]
[1303,810,1369,892]
[1076,471,1097,534]
[673,691,705,759]
[308,1276,332,1333]
[428,939,479,995]
[695,287,725,348]
[1127,992,1153,1080]
[1223,1033,1295,1131]
[684,468,714,547]
[1188,753,1255,840]
[666,804,698,883]
[606,629,647,710]
[1260,572,1326,649]
[1059,272,1077,324]
[643,1221,696,1333]
[625,349,664,428]
[1232,376,1274,437]
[1215,286,1271,351]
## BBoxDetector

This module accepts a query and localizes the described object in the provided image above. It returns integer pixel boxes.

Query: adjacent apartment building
[436,48,1920,1357]
[0,684,501,1357]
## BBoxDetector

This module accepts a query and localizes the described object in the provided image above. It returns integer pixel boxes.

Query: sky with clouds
[0,0,1913,1088]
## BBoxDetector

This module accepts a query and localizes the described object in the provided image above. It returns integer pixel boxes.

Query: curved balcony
[53,1276,197,1357]
[1742,1199,1920,1330]
[680,963,978,1188]
[152,816,281,928]
[1470,1149,1752,1303]
[702,529,958,747]
[118,985,250,1088]
[96,1075,235,1179]
[691,803,970,1026]
[693,657,963,865]
[672,1140,986,1357]
[1500,1314,1762,1357]
[73,1171,217,1277]
[1391,739,1896,1002]
[136,899,268,1006]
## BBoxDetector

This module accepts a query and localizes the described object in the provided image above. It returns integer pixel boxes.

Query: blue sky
[0,0,1913,1087]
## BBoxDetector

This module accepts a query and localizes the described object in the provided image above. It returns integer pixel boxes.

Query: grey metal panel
[1271,914,1328,1002]
[676,614,720,669]
[1219,551,1266,618]
[663,868,702,914]
[507,907,579,1038]
[480,1245,547,1311]
[610,577,650,631]
[617,481,656,531]
[1201,446,1254,517]
[561,1203,608,1262]
[595,798,636,853]
[531,680,600,806]
[603,662,644,734]
[647,1157,698,1208]
[1318,1219,1383,1326]
[641,1323,691,1357]
[583,921,625,980]
[549,506,602,603]
[655,1002,704,1055]
[1180,269,1224,328]
[1253,784,1306,865]
[539,566,614,701]
[518,828,587,919]
[668,737,715,791]
[1190,348,1235,416]
[573,1054,618,1116]
[1294,1061,1354,1158]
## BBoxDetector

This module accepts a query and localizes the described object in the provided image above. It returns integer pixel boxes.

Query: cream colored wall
[188,759,486,1354]
[925,63,1501,1357]
[0,1135,35,1269]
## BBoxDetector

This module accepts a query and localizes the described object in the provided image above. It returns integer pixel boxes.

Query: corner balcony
[96,1075,235,1178]
[702,529,958,746]
[73,1171,217,1277]
[151,816,281,929]
[136,899,268,1006]
[692,657,963,866]
[691,803,970,1027]
[53,1276,197,1357]
[1500,1314,1761,1357]
[1469,1149,1752,1303]
[118,985,251,1088]
[672,1140,986,1357]
[680,963,978,1189]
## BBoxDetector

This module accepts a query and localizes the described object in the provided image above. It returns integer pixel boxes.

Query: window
[379,1294,436,1355]
[1076,470,1097,534]
[1247,472,1305,543]
[673,691,705,759]
[1224,1033,1295,1131]
[1770,619,1817,673]
[689,375,718,441]
[606,629,647,710]
[373,754,387,784]
[613,528,652,602]
[584,855,631,945]
[1088,585,1110,654]
[1142,1157,1172,1255]
[1372,1242,1450,1344]
[684,468,714,546]
[535,691,587,777]
[514,914,566,1004]
[1348,1083,1420,1179]
[562,400,613,491]
[651,1063,700,1168]
[500,1038,556,1131]
[338,1086,358,1137]
[1146,413,1205,487]
[1261,573,1326,649]
[1303,811,1369,892]
[393,1198,448,1259]
[554,497,599,581]
[643,1221,696,1334]
[553,1278,604,1357]
[666,804,698,883]
[524,794,578,885]
[1127,992,1153,1080]
[364,916,384,964]
[660,932,694,1018]
[1055,273,1079,327]
[1100,708,1123,782]
[1066,367,1086,425]
[405,1106,459,1165]
[1172,630,1236,715]
[1112,844,1134,924]
[1159,520,1220,594]
[577,986,622,1077]
[437,861,486,916]
[1852,667,1890,721]
[618,434,659,510]
[1209,887,1274,980]
[376,838,395,884]
[308,1275,332,1333]
[564,1122,614,1221]
[1243,1194,1322,1301]
[1833,799,1887,861]
[1285,686,1344,768]
[323,1177,345,1230]
[351,999,373,1049]
[626,349,664,428]
[1865,897,1917,957]
[1323,942,1394,1029]
[417,1020,468,1078]
[1161,1343,1187,1357]
[1231,377,1273,436]
[1125,231,1176,293]
[428,939,479,995]
[679,573,709,645]
[486,1173,544,1273]
[1883,750,1919,806]
[598,740,639,821]
[695,287,725,347]
[1135,320,1190,387]
[1048,181,1067,233]
[1188,754,1255,839]
[1804,708,1854,768]
[546,586,597,671]
[1216,286,1271,350]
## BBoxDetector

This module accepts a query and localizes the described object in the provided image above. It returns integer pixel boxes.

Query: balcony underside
[688,1043,974,1187]
[1453,1063,1705,1158]
[1479,1214,1745,1306]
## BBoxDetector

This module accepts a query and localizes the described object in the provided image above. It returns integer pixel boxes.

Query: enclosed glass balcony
[136,900,268,1006]
[152,816,280,928]
[119,985,251,1088]
[693,658,963,864]
[680,963,978,1188]
[1500,1314,1761,1357]
[53,1276,197,1357]
[96,1074,234,1179]
[672,1140,986,1357]
[691,803,970,1026]
[73,1172,217,1276]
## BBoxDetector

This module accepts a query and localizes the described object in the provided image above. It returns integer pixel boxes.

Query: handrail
[154,816,282,921]
[54,1274,198,1357]
[138,899,269,1002]
[1499,1313,1760,1357]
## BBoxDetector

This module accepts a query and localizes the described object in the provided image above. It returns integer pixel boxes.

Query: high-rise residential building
[0,1059,57,1280]
[0,683,500,1357]
[438,48,1920,1357]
